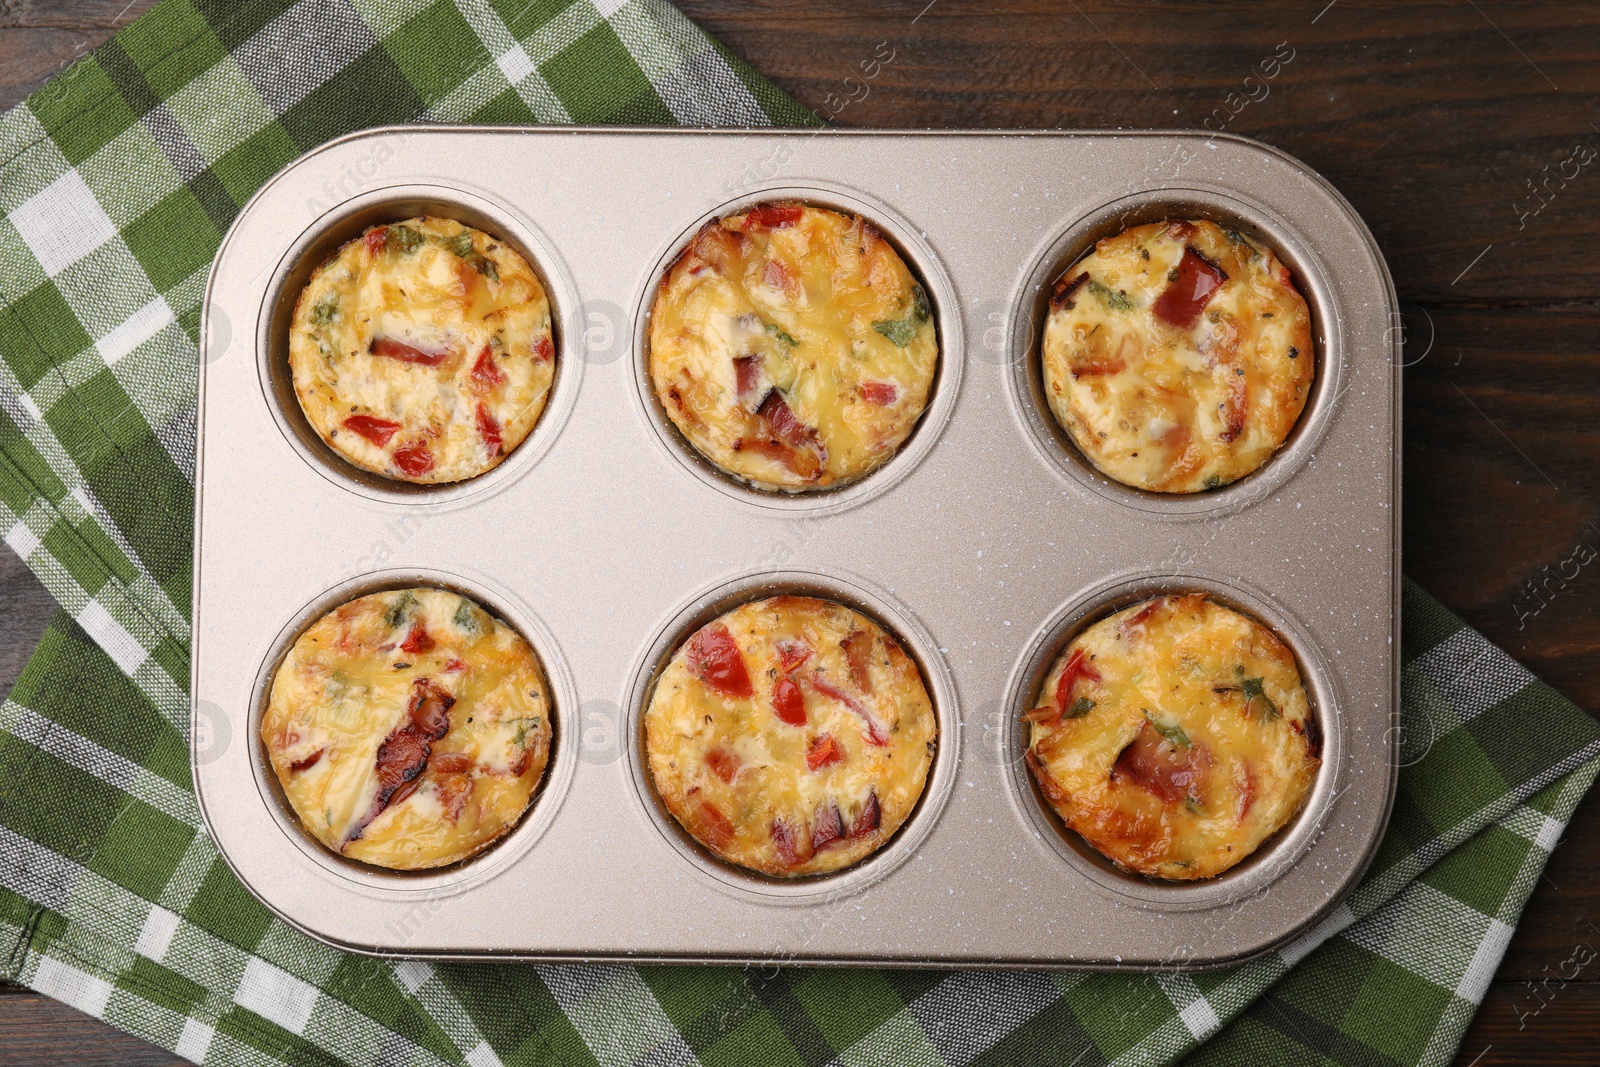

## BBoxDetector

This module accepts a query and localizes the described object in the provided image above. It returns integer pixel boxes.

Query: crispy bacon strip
[737,436,821,481]
[1121,599,1162,633]
[1111,722,1207,805]
[860,381,898,405]
[288,749,324,773]
[811,674,888,747]
[343,414,401,447]
[851,790,881,837]
[1152,247,1227,329]
[371,336,450,366]
[363,725,430,835]
[432,752,472,774]
[408,678,456,740]
[758,390,820,453]
[1070,355,1127,378]
[436,772,472,824]
[685,623,753,698]
[841,630,874,694]
[734,354,764,406]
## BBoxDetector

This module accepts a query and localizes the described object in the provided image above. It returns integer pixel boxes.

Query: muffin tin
[192,127,1400,969]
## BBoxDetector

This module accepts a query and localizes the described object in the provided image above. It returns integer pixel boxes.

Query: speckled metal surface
[192,127,1400,969]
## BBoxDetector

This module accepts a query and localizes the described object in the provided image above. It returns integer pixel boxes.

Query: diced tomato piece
[691,791,735,849]
[745,202,803,230]
[850,791,881,837]
[1236,760,1257,823]
[776,639,813,673]
[436,772,473,824]
[806,733,844,771]
[1152,248,1228,329]
[771,675,807,726]
[407,678,456,740]
[534,334,553,361]
[685,623,753,698]
[400,624,435,655]
[476,403,503,457]
[811,804,845,850]
[432,752,472,775]
[365,227,387,257]
[705,746,740,784]
[771,817,804,866]
[1054,647,1103,714]
[444,658,468,673]
[841,630,874,694]
[734,354,763,406]
[471,346,506,388]
[1111,722,1207,804]
[371,336,450,366]
[1121,599,1162,632]
[811,674,888,746]
[393,441,434,478]
[1219,368,1248,442]
[860,381,898,406]
[289,748,324,773]
[1050,271,1090,312]
[343,414,401,447]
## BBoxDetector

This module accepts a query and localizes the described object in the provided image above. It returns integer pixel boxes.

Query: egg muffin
[1040,219,1314,493]
[645,595,937,876]
[289,216,555,483]
[262,587,553,870]
[649,202,939,490]
[1024,594,1320,880]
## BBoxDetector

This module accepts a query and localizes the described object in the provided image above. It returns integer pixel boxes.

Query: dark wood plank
[0,991,184,1066]
[1458,980,1600,1066]
[0,0,156,110]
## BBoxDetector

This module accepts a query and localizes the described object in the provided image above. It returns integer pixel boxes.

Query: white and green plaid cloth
[1,2,1595,1064]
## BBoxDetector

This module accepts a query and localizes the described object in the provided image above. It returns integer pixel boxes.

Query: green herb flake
[1203,474,1225,490]
[873,315,918,347]
[385,226,424,255]
[1237,667,1282,720]
[445,230,474,258]
[1185,797,1203,815]
[1064,696,1096,719]
[911,282,931,323]
[764,322,799,347]
[1087,279,1133,312]
[383,592,417,630]
[311,296,339,325]
[465,251,499,280]
[1224,228,1247,246]
[452,600,480,634]
[1166,267,1179,282]
[1143,708,1190,748]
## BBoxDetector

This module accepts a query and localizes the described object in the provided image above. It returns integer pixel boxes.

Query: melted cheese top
[648,202,939,490]
[262,587,552,870]
[290,216,555,484]
[644,595,937,876]
[1040,219,1314,493]
[1025,594,1320,880]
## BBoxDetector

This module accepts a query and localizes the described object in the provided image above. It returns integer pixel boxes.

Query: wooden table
[2,1,1597,1063]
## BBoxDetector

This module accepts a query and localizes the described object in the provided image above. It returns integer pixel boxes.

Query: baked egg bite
[289,216,555,484]
[262,587,552,870]
[1024,593,1320,880]
[1040,218,1314,493]
[644,595,936,876]
[648,201,938,490]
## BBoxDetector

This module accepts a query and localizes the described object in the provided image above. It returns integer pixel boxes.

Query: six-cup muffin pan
[192,127,1400,969]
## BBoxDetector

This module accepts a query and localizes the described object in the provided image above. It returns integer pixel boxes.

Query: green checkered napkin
[0,2,1594,1064]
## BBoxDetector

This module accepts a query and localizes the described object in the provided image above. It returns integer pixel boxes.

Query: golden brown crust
[1040,219,1314,493]
[644,595,936,876]
[1024,594,1319,879]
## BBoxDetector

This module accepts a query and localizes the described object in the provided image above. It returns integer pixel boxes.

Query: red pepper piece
[288,749,324,773]
[476,403,503,457]
[365,227,387,257]
[1152,248,1228,329]
[771,675,807,726]
[1069,355,1127,378]
[371,336,450,366]
[806,733,843,771]
[393,441,434,478]
[408,678,455,741]
[763,258,799,295]
[690,789,735,849]
[400,624,435,655]
[1121,598,1162,632]
[841,630,874,694]
[705,746,740,784]
[444,658,467,673]
[860,381,898,406]
[776,640,813,673]
[471,345,506,388]
[811,804,845,850]
[1054,647,1103,715]
[851,790,881,837]
[811,674,888,746]
[685,623,753,698]
[343,414,401,447]
[534,334,553,361]
[745,202,803,230]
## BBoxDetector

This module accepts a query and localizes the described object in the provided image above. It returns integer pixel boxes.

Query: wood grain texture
[1,2,1598,1065]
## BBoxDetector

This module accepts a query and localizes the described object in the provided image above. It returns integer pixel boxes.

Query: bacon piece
[705,746,740,784]
[841,630,874,694]
[776,639,813,673]
[1236,761,1257,823]
[371,336,450,366]
[860,381,898,406]
[408,678,456,741]
[1152,248,1228,329]
[771,817,807,866]
[471,346,506,389]
[685,623,754,698]
[476,403,503,457]
[851,791,881,837]
[771,675,807,726]
[343,414,401,447]
[758,390,820,453]
[400,624,435,655]
[1049,272,1090,312]
[371,726,430,819]
[288,749,324,773]
[734,354,764,406]
[1301,714,1324,759]
[811,804,845,850]
[1111,722,1207,805]
[1165,220,1197,241]
[763,258,800,295]
[1121,599,1162,633]
[436,772,472,824]
[534,334,553,361]
[737,436,821,481]
[432,752,472,774]
[689,789,735,849]
[1219,368,1248,443]
[365,227,387,257]
[1053,648,1103,715]
[511,743,537,778]
[1070,354,1127,378]
[393,441,434,478]
[811,674,888,746]
[1022,704,1061,725]
[745,202,803,230]
[806,733,844,771]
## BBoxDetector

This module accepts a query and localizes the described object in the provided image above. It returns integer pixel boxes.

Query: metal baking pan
[192,127,1401,969]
